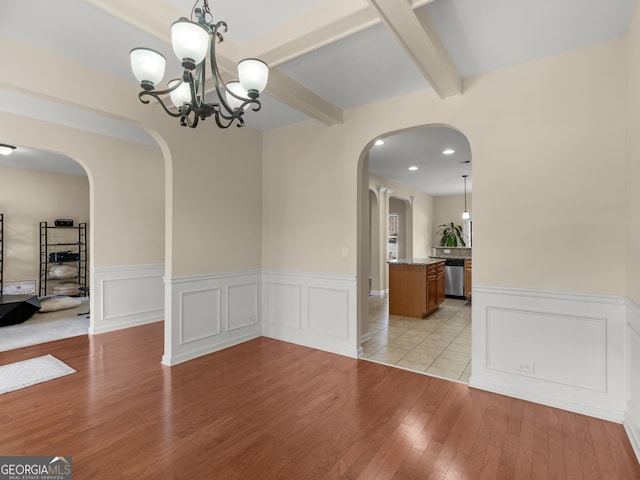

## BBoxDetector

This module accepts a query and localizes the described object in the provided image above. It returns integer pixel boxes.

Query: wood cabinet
[389,261,445,318]
[464,259,472,299]
[437,262,445,305]
[426,264,438,313]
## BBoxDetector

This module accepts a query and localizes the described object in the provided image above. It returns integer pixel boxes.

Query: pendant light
[462,174,470,220]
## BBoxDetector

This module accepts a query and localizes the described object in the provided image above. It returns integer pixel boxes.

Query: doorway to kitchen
[358,124,472,384]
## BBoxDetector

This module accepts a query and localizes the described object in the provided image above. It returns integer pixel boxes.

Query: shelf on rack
[39,221,88,297]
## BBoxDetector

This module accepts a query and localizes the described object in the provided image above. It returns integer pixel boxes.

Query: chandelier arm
[216,107,244,123]
[247,99,262,112]
[183,110,200,128]
[185,67,202,111]
[208,22,238,117]
[213,111,244,129]
[139,91,184,118]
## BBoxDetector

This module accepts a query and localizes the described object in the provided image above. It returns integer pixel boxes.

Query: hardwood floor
[0,323,638,479]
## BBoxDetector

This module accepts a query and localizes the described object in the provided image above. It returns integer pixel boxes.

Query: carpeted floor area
[0,297,89,352]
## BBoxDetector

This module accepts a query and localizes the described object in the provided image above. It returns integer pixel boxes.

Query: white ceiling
[369,127,472,197]
[0,0,636,194]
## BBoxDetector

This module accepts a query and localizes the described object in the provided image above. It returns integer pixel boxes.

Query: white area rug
[0,354,76,395]
[0,297,89,352]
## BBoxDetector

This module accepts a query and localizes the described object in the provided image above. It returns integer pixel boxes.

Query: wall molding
[162,270,261,366]
[90,264,164,335]
[473,285,627,306]
[262,270,358,358]
[470,285,626,422]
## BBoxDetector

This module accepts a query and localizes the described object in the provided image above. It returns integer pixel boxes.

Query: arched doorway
[357,124,472,383]
[0,145,91,347]
[0,111,166,345]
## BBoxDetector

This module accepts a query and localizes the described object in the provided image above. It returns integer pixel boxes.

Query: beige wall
[628,5,640,304]
[433,194,472,246]
[0,165,89,285]
[165,123,262,276]
[264,38,626,295]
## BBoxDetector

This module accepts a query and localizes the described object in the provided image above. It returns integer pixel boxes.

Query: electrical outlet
[517,363,535,374]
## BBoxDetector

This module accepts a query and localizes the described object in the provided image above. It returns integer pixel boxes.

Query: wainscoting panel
[91,264,164,335]
[227,283,259,332]
[180,288,221,344]
[263,271,358,358]
[486,307,607,392]
[471,286,626,422]
[308,287,349,339]
[266,282,302,329]
[625,298,640,462]
[162,271,261,366]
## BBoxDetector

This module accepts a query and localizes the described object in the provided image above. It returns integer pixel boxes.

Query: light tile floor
[362,295,472,383]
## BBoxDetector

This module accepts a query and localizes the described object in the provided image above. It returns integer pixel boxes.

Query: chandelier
[129,0,269,129]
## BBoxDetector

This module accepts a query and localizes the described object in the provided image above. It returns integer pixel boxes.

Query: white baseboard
[90,264,164,335]
[162,270,261,366]
[625,298,640,463]
[471,285,626,422]
[625,410,640,465]
[262,270,358,358]
[470,378,625,422]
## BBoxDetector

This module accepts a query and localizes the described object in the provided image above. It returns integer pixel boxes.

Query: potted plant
[437,222,466,247]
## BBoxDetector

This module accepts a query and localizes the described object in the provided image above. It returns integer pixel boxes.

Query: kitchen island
[388,258,446,318]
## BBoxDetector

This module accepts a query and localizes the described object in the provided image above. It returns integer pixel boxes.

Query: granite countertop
[388,258,446,266]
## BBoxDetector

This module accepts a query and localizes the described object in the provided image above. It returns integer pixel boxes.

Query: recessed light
[374,139,384,146]
[408,166,418,171]
[0,144,16,156]
[443,148,455,155]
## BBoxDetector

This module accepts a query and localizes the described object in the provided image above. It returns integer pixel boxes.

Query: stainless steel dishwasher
[444,258,465,298]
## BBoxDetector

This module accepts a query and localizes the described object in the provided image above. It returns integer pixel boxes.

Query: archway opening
[357,124,473,383]
[0,145,92,348]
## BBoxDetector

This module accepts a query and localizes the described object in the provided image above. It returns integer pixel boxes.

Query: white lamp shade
[0,145,15,156]
[129,48,166,86]
[237,58,269,93]
[225,81,250,111]
[462,211,470,220]
[171,19,209,65]
[168,80,192,108]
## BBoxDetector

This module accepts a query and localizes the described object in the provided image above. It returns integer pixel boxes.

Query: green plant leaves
[437,222,466,247]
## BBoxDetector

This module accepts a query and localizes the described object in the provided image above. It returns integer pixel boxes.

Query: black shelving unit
[39,222,88,297]
[0,214,3,295]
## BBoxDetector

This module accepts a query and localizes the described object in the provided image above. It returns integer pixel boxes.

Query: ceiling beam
[367,0,462,98]
[245,0,437,68]
[214,54,343,125]
[266,69,343,126]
